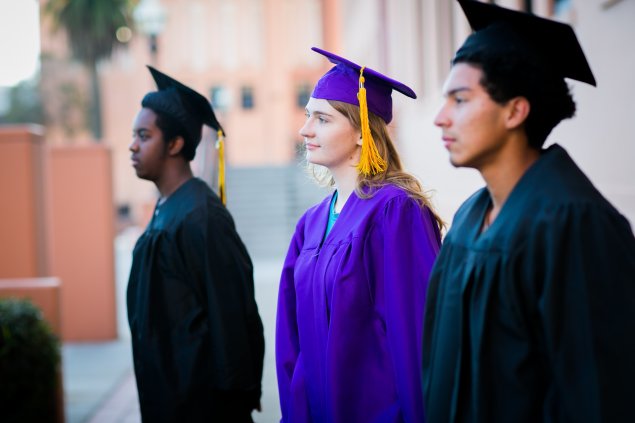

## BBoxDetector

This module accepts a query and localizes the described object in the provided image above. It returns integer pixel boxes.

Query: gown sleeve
[366,196,441,422]
[177,207,264,407]
[529,202,635,422]
[276,214,307,421]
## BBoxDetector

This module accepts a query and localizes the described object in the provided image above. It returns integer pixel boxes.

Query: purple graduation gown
[276,184,441,422]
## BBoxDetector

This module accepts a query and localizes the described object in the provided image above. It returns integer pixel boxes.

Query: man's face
[434,63,510,170]
[129,108,168,181]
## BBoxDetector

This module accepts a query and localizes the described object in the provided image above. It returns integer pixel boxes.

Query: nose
[299,118,314,139]
[129,137,139,153]
[434,103,450,128]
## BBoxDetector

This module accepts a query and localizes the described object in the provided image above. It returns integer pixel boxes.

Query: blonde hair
[307,100,445,233]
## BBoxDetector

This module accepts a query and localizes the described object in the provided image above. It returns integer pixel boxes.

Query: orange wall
[47,145,117,341]
[0,126,47,278]
[0,277,62,336]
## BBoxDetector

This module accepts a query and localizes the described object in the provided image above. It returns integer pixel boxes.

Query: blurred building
[38,0,635,245]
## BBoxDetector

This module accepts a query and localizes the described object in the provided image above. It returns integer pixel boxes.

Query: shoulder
[173,180,236,235]
[186,178,223,208]
[362,185,442,248]
[298,193,332,223]
[167,178,221,217]
[453,187,488,224]
[525,144,614,208]
[372,183,410,202]
[360,184,412,211]
[289,193,331,238]
[492,144,631,241]
[439,188,488,246]
[370,184,433,221]
[537,200,633,239]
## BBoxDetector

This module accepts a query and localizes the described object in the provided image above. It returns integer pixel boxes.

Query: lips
[131,156,140,167]
[305,143,319,151]
[441,135,455,149]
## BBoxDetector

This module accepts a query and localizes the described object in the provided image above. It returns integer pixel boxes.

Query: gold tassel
[357,66,387,176]
[215,129,226,206]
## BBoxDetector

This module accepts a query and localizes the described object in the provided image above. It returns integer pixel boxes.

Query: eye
[318,116,327,123]
[452,93,468,105]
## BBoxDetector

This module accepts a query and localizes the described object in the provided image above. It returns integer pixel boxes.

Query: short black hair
[152,108,196,161]
[453,51,576,149]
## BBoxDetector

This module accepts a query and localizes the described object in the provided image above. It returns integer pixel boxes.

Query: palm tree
[45,0,134,141]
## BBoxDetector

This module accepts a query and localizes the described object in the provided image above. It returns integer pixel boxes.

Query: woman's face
[300,97,361,172]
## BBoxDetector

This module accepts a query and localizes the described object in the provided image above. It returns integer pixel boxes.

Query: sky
[0,0,40,87]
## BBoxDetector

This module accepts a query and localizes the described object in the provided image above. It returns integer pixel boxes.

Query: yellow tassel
[356,66,387,176]
[215,129,226,206]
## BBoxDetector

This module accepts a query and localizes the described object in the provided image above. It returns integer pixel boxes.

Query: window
[296,83,312,108]
[553,0,572,16]
[523,0,533,14]
[241,86,254,110]
[210,85,230,112]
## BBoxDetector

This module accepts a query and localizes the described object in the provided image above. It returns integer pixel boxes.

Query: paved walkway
[63,258,283,423]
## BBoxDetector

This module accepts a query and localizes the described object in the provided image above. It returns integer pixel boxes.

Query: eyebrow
[305,109,334,117]
[445,86,471,97]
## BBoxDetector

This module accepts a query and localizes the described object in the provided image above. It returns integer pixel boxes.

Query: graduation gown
[127,178,264,422]
[422,144,635,423]
[276,184,441,423]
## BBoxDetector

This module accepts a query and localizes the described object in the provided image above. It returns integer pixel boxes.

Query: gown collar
[474,144,567,242]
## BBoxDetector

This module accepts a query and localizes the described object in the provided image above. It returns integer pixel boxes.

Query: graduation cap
[141,66,228,204]
[454,0,596,86]
[311,47,417,176]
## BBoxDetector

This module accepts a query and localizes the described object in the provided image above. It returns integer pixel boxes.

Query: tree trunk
[88,62,103,141]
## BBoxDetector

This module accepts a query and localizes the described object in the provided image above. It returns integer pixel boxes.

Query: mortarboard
[310,47,417,176]
[454,0,596,86]
[141,66,228,204]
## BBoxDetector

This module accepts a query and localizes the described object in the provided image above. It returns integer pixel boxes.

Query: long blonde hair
[307,100,445,233]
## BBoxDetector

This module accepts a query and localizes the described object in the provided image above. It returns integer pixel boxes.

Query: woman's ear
[356,131,363,147]
[505,96,530,130]
[168,136,185,156]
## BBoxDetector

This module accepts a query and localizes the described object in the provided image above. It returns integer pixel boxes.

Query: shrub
[0,298,60,422]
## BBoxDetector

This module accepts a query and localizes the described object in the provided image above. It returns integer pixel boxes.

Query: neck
[480,134,540,218]
[330,165,358,213]
[155,161,193,200]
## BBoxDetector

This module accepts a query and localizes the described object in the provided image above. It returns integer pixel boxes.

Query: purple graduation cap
[310,47,416,124]
[310,47,417,175]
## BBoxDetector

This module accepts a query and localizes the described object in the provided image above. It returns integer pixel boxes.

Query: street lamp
[133,0,167,65]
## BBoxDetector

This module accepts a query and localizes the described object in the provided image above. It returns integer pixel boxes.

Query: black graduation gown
[127,178,264,422]
[422,144,635,423]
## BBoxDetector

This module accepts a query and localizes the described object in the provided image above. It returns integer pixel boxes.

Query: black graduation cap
[141,66,224,152]
[141,66,229,205]
[455,0,596,86]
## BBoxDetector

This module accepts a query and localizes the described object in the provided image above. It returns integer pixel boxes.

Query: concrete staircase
[225,164,328,260]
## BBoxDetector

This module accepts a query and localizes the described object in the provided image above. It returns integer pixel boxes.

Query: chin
[448,151,476,169]
[449,154,465,168]
[134,170,150,181]
[305,155,323,167]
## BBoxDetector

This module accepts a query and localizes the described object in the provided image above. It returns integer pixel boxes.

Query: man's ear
[505,96,530,130]
[168,136,185,156]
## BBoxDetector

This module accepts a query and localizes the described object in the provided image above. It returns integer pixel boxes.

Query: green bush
[0,298,60,422]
